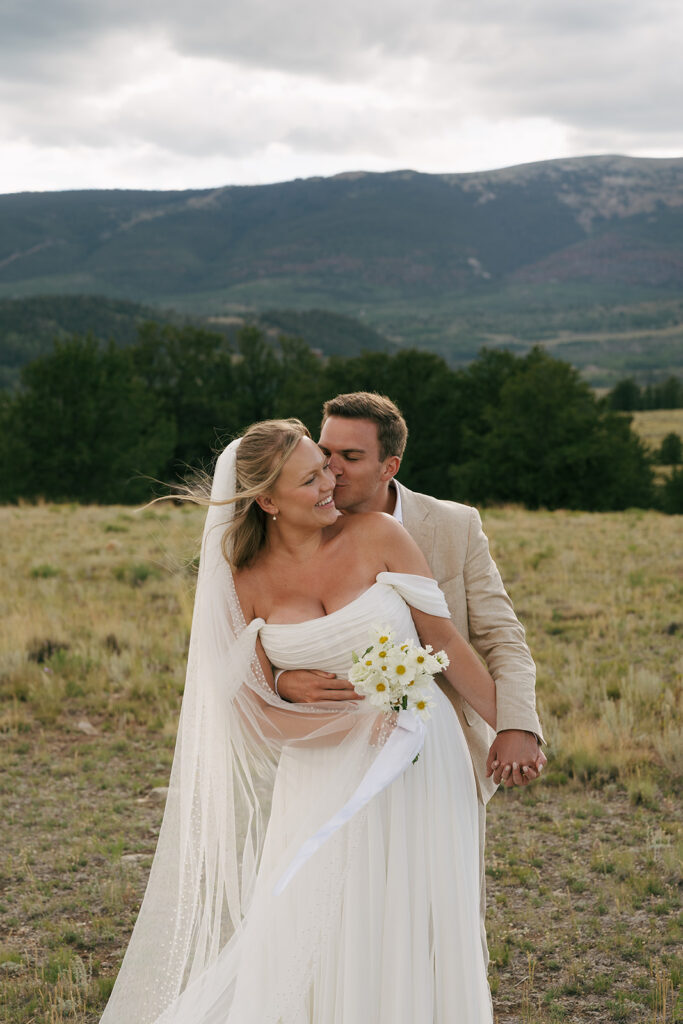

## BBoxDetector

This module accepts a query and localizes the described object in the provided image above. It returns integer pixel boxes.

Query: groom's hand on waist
[276,669,363,703]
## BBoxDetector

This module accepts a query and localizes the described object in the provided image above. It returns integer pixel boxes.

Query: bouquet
[348,625,449,723]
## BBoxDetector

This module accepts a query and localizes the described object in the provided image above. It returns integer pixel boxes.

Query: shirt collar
[391,480,403,524]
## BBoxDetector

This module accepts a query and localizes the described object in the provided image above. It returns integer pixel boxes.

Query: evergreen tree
[608,377,642,411]
[661,468,683,514]
[132,322,236,474]
[273,336,328,431]
[607,374,683,411]
[658,432,683,465]
[0,335,175,503]
[233,326,282,427]
[0,330,663,511]
[452,348,653,510]
[657,376,683,409]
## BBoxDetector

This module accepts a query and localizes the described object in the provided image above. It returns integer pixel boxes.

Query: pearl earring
[272,514,277,521]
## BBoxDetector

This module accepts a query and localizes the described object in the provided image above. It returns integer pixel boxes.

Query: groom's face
[318,416,395,514]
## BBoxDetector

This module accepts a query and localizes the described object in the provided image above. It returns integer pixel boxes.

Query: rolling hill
[0,296,390,388]
[1,155,682,383]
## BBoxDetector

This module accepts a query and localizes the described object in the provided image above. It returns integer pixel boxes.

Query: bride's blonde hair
[225,418,311,569]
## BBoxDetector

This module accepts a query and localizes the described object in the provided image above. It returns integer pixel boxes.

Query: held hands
[276,669,363,704]
[486,730,547,788]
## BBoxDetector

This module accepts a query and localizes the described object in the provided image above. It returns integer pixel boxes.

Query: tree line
[607,375,683,411]
[0,323,681,513]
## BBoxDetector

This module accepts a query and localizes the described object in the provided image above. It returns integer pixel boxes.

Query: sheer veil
[100,438,381,1024]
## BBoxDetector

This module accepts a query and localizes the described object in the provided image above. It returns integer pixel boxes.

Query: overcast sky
[1,0,681,194]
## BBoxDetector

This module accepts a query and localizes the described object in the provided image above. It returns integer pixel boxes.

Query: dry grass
[1,503,681,1023]
[629,409,683,453]
[481,507,682,791]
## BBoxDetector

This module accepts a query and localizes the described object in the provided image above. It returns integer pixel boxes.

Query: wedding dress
[153,575,490,1023]
[100,441,492,1024]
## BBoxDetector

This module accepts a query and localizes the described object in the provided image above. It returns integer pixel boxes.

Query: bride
[100,418,496,1024]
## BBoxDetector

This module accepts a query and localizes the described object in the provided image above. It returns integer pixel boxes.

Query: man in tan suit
[276,392,546,964]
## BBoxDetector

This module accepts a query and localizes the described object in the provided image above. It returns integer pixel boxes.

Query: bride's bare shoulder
[338,511,430,574]
[336,511,406,543]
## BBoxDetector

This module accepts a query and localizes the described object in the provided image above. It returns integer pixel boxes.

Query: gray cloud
[0,0,680,188]
[2,0,679,76]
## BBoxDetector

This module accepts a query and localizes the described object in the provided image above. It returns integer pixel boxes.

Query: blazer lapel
[397,482,436,565]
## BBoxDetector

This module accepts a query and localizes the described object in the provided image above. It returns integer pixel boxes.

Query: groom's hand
[276,669,363,703]
[486,730,546,788]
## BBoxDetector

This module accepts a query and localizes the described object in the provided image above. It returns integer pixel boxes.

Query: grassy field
[630,409,683,453]
[1,504,680,1023]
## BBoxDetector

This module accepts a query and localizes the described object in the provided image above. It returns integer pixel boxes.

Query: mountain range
[1,155,682,384]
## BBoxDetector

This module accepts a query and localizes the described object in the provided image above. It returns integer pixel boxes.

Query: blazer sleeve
[463,507,545,742]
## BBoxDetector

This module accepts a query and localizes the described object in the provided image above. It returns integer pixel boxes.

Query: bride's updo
[224,418,311,569]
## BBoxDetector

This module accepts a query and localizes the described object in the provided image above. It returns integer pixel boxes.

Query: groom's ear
[380,455,401,482]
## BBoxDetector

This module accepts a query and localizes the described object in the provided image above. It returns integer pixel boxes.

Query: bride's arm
[408,608,497,729]
[369,513,497,729]
[247,636,369,744]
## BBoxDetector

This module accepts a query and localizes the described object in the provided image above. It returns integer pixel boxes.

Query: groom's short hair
[321,392,408,461]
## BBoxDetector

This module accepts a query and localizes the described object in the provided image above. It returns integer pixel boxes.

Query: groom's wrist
[496,727,543,747]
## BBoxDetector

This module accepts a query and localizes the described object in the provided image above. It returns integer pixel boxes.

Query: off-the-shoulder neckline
[256,572,437,631]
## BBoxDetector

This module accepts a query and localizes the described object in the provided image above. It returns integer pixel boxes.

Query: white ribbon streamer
[274,710,426,895]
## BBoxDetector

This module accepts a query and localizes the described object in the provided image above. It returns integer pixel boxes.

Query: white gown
[155,573,492,1024]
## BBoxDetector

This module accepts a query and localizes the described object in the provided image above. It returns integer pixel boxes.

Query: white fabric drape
[100,441,393,1024]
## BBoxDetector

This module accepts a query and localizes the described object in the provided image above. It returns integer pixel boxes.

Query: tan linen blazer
[398,483,544,804]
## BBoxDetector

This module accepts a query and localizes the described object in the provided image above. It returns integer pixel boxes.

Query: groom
[276,391,546,963]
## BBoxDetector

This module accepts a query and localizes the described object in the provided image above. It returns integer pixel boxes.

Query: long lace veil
[100,438,381,1024]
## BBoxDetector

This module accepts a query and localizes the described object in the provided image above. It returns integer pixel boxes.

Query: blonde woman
[101,419,497,1024]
